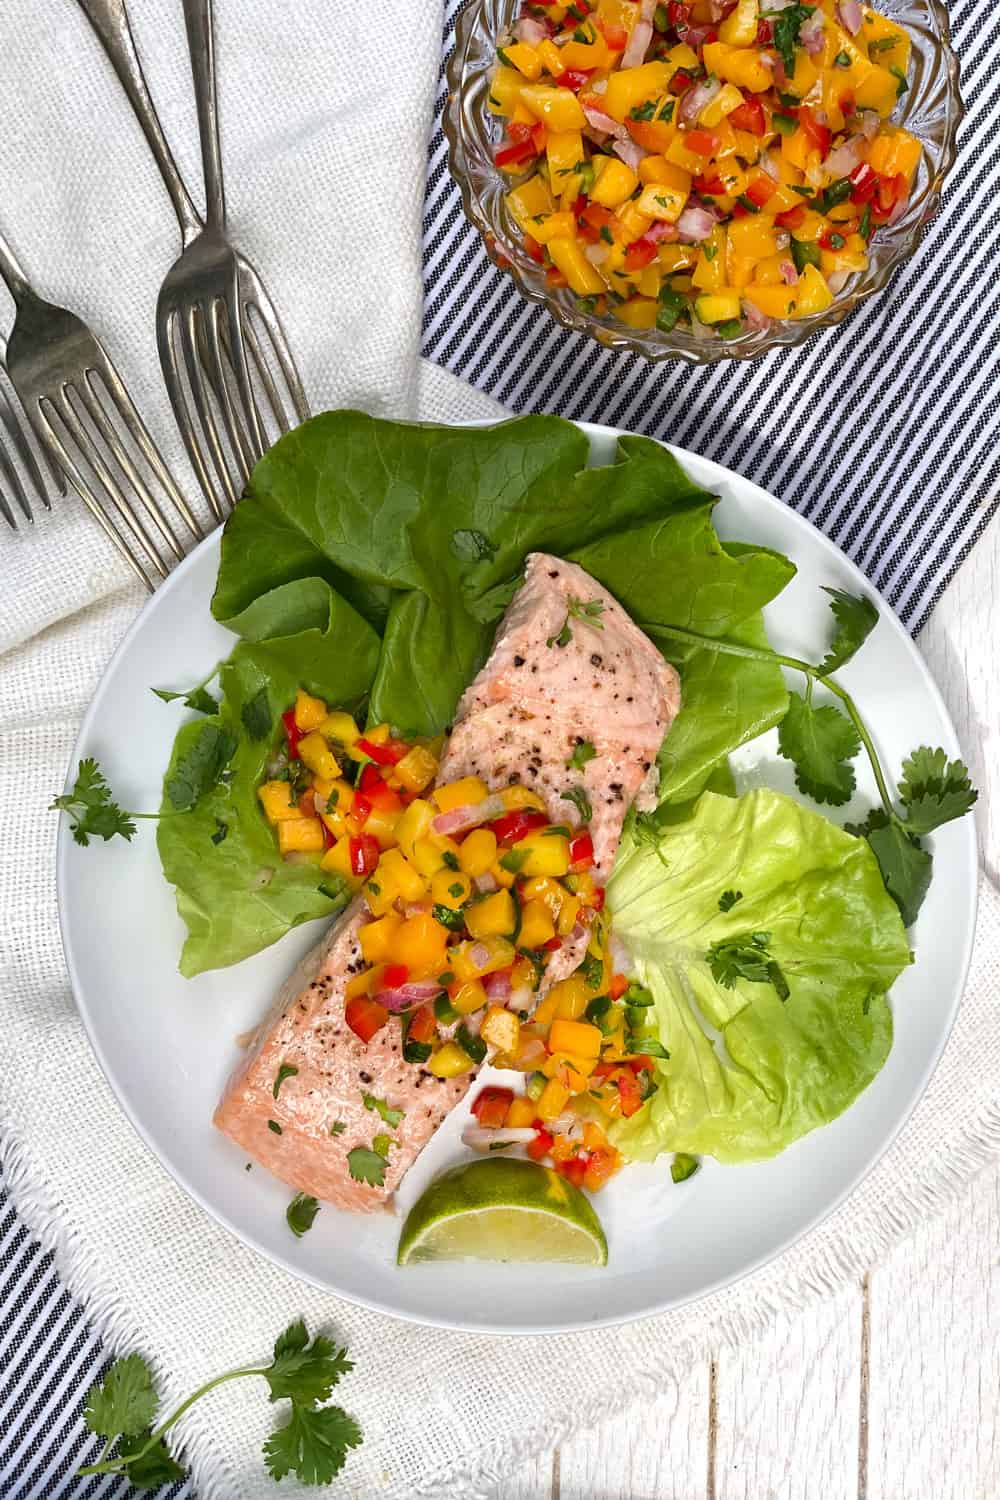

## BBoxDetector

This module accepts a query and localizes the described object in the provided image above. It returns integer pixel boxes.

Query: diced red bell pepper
[349,833,380,878]
[669,69,694,95]
[568,831,594,870]
[776,205,807,230]
[382,963,410,989]
[350,791,373,827]
[839,91,856,118]
[555,1155,588,1188]
[546,265,569,287]
[357,736,409,766]
[731,201,751,218]
[598,19,627,50]
[554,68,594,92]
[297,790,317,818]
[798,107,831,158]
[628,1054,655,1074]
[345,995,389,1043]
[609,973,629,1001]
[321,821,335,849]
[489,809,550,846]
[755,17,773,43]
[871,172,906,223]
[728,95,766,136]
[571,194,588,217]
[526,1128,554,1161]
[685,128,721,157]
[818,228,846,251]
[369,781,403,814]
[745,173,777,208]
[694,173,728,196]
[408,1003,438,1045]
[849,162,878,204]
[472,1087,515,1129]
[541,935,563,951]
[508,121,535,141]
[281,709,303,758]
[577,202,616,243]
[591,1061,617,1081]
[495,138,537,169]
[358,763,384,794]
[615,1068,643,1118]
[624,237,658,271]
[589,886,606,912]
[668,0,691,24]
[524,234,545,264]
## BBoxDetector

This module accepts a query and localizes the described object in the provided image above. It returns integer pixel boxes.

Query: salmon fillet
[213,552,680,1210]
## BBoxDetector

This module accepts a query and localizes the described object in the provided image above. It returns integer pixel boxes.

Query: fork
[77,0,310,521]
[0,343,63,529]
[0,227,202,590]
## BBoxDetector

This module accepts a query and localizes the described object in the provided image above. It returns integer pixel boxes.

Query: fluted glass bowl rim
[443,0,965,364]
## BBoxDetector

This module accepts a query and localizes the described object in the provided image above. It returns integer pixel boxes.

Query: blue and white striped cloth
[2,0,998,1494]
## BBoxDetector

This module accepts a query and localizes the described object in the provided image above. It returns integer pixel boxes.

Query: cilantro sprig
[707,930,790,1001]
[640,590,977,928]
[50,759,145,846]
[78,1320,361,1488]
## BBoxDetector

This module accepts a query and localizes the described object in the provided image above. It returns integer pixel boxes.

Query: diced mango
[868,126,922,184]
[616,297,658,329]
[359,912,401,964]
[519,898,556,949]
[664,135,710,175]
[536,38,565,77]
[458,828,498,877]
[430,867,472,909]
[319,710,360,748]
[498,40,543,80]
[394,799,435,862]
[487,65,524,117]
[321,835,354,879]
[450,979,488,1015]
[636,181,687,223]
[482,1005,521,1054]
[529,211,577,246]
[379,848,427,904]
[727,215,780,260]
[603,61,672,122]
[518,84,586,132]
[298,732,340,781]
[658,242,700,272]
[365,803,401,850]
[696,290,743,324]
[394,913,449,977]
[547,975,591,1020]
[506,174,555,232]
[692,227,727,291]
[700,82,746,128]
[277,818,324,855]
[702,41,772,93]
[293,691,327,732]
[853,64,900,116]
[500,785,547,812]
[490,859,516,890]
[589,155,639,209]
[505,831,571,878]
[613,200,655,245]
[506,1095,538,1129]
[432,776,488,813]
[258,779,299,824]
[427,1042,476,1079]
[718,0,758,46]
[556,892,582,936]
[560,32,614,71]
[450,937,517,982]
[465,889,517,939]
[394,744,438,793]
[547,237,606,295]
[549,1018,603,1059]
[537,1077,572,1121]
[547,128,585,190]
[665,42,700,71]
[794,263,835,314]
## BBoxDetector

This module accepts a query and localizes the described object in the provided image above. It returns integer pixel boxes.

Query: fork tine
[244,286,310,427]
[0,383,45,516]
[86,367,204,545]
[0,337,65,501]
[34,397,155,591]
[158,307,226,526]
[223,282,266,465]
[243,310,289,439]
[0,438,23,528]
[204,298,254,485]
[57,387,169,580]
[75,375,185,564]
[177,303,241,513]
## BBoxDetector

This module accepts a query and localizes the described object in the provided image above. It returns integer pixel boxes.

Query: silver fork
[77,0,310,521]
[0,343,63,529]
[0,228,202,590]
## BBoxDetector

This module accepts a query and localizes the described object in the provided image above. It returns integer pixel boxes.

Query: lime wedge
[397,1157,608,1266]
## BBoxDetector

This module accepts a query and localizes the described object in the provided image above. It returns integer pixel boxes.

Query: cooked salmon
[213,552,680,1209]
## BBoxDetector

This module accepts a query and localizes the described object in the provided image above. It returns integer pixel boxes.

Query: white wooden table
[507,517,1000,1500]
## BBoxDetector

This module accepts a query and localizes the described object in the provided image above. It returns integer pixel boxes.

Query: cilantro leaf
[346,1147,387,1187]
[767,4,816,77]
[566,738,597,772]
[267,1320,353,1405]
[273,1063,298,1098]
[864,819,933,928]
[50,758,137,847]
[897,747,977,835]
[671,1152,700,1184]
[718,889,743,912]
[116,1430,186,1489]
[330,1121,346,1136]
[451,528,497,563]
[561,785,593,823]
[817,588,879,676]
[372,1133,393,1158]
[240,686,272,742]
[362,1093,404,1128]
[152,685,219,716]
[567,595,605,629]
[286,1193,320,1238]
[165,724,237,812]
[777,690,860,805]
[546,619,573,649]
[83,1354,158,1439]
[263,1403,363,1485]
[706,931,789,1000]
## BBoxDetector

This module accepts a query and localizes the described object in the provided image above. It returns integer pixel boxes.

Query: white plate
[57,422,977,1334]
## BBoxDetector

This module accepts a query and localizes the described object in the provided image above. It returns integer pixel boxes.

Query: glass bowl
[443,0,964,363]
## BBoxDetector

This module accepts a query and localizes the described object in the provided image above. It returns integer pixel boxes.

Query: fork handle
[183,0,226,231]
[0,230,32,305]
[76,0,202,247]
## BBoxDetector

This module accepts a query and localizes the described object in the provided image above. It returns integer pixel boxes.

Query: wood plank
[866,1160,1000,1500]
[713,1284,863,1500]
[557,1358,711,1500]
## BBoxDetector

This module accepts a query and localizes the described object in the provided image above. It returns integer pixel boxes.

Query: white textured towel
[0,3,998,1499]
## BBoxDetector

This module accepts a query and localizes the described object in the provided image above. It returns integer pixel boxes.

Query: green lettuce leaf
[607,789,911,1162]
[157,581,380,976]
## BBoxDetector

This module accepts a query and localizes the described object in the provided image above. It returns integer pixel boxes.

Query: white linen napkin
[0,3,998,1498]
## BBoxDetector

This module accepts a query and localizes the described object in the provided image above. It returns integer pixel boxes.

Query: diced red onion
[468,942,492,971]
[516,1038,548,1069]
[823,136,864,179]
[859,110,881,140]
[514,16,551,44]
[584,242,610,266]
[779,259,799,285]
[462,1008,483,1037]
[639,0,656,16]
[836,0,863,35]
[826,270,851,293]
[613,137,649,171]
[374,982,442,1013]
[801,13,825,53]
[474,871,498,895]
[432,793,506,836]
[774,229,791,251]
[676,203,717,242]
[545,1112,583,1139]
[252,866,275,889]
[772,56,788,88]
[622,18,653,68]
[484,969,512,1003]
[582,102,629,138]
[645,219,680,243]
[678,76,721,129]
[765,0,795,10]
[760,151,781,181]
[462,1126,538,1153]
[583,125,610,148]
[683,22,721,47]
[509,985,534,1012]
[704,0,728,19]
[742,300,772,332]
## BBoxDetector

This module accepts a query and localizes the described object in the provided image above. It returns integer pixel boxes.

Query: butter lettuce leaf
[608,789,911,1162]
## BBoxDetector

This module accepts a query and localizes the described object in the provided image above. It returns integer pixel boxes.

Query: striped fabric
[2,3,998,1496]
[424,0,1000,632]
